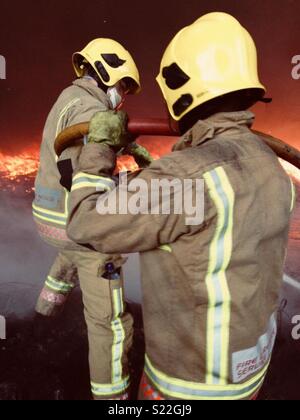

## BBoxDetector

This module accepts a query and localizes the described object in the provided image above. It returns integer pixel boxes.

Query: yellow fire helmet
[157,12,266,121]
[73,38,141,94]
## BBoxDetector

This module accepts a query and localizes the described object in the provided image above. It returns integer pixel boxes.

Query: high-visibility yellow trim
[158,245,172,253]
[73,172,113,182]
[45,283,69,293]
[55,98,81,138]
[111,288,126,384]
[71,181,113,192]
[146,355,269,391]
[54,98,81,163]
[32,211,66,226]
[32,203,67,218]
[203,167,235,385]
[90,285,128,397]
[91,377,129,388]
[33,191,69,226]
[91,376,130,396]
[33,191,69,217]
[45,276,74,293]
[290,178,296,212]
[72,173,116,192]
[145,355,268,400]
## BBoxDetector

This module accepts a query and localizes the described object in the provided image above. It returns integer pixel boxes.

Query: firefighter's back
[142,116,294,400]
[33,79,110,246]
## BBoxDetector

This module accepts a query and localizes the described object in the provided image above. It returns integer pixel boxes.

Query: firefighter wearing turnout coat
[33,38,147,400]
[65,14,296,400]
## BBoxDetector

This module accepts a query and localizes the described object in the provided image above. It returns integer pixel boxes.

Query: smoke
[0,189,142,319]
[0,192,56,318]
[0,187,143,400]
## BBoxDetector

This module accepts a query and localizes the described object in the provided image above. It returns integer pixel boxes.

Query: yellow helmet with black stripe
[73,38,141,94]
[157,12,266,121]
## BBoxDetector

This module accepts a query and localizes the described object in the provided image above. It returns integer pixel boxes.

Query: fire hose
[54,118,300,170]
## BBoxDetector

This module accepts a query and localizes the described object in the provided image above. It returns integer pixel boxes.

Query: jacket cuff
[78,143,117,176]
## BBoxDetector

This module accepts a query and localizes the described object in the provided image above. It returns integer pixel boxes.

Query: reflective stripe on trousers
[45,276,75,294]
[91,286,129,398]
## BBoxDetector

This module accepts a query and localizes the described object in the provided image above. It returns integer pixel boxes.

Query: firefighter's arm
[58,97,109,190]
[66,143,192,254]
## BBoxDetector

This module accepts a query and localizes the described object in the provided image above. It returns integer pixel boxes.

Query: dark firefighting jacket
[66,111,296,400]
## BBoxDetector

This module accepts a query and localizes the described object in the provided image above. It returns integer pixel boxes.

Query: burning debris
[0,150,39,180]
[0,149,39,195]
[0,138,176,195]
[0,141,299,191]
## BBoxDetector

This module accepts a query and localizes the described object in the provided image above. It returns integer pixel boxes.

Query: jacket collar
[72,78,112,109]
[180,111,255,148]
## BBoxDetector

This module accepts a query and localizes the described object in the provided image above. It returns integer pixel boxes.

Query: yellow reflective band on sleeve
[45,276,75,293]
[111,288,126,385]
[290,178,296,212]
[54,98,81,161]
[158,245,172,253]
[203,167,235,386]
[71,182,113,192]
[33,191,69,226]
[91,376,130,397]
[55,98,81,137]
[73,172,113,182]
[145,355,268,400]
[72,172,116,192]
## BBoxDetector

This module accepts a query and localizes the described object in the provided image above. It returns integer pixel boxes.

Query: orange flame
[0,149,39,180]
[0,142,299,195]
[116,155,139,173]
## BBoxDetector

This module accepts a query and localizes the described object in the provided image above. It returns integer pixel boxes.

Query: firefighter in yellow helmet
[33,39,145,400]
[62,14,294,400]
[157,12,267,129]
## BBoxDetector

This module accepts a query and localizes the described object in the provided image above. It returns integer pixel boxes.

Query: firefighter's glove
[88,110,134,152]
[124,143,154,168]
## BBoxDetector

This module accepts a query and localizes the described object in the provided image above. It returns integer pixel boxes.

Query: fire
[0,148,40,193]
[0,141,299,195]
[115,137,175,174]
[116,155,139,173]
[0,149,39,180]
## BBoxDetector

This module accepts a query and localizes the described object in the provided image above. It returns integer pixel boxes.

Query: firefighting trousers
[36,249,134,399]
